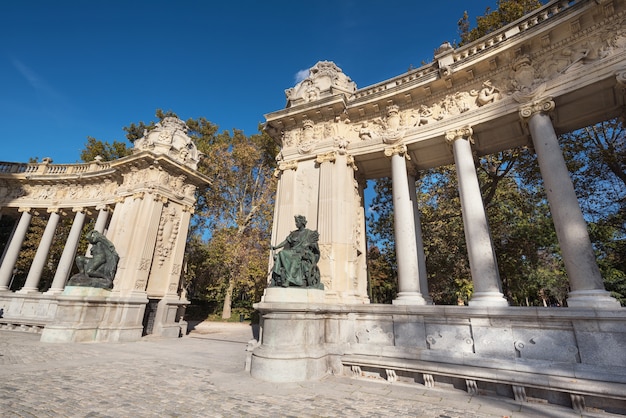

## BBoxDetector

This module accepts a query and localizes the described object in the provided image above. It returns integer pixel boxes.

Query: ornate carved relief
[285,61,357,107]
[374,104,406,144]
[470,80,501,106]
[138,258,151,271]
[298,119,317,154]
[133,117,202,170]
[156,205,180,266]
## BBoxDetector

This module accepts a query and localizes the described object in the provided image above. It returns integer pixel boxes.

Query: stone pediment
[285,61,357,108]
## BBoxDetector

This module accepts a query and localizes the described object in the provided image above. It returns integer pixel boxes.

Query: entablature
[265,0,626,178]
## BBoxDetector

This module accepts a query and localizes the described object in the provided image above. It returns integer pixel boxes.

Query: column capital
[384,143,410,159]
[519,97,555,120]
[315,151,337,165]
[18,207,32,214]
[444,126,474,144]
[47,207,63,215]
[153,194,168,204]
[346,154,358,171]
[95,204,112,212]
[273,160,298,178]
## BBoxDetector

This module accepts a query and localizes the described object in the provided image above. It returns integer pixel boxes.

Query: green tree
[457,0,544,46]
[80,136,131,162]
[367,245,397,304]
[190,127,278,319]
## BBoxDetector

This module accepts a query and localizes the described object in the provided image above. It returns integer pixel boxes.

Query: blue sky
[1,1,495,164]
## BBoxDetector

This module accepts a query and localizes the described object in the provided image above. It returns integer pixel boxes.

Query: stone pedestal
[250,306,328,382]
[261,287,325,303]
[40,286,147,343]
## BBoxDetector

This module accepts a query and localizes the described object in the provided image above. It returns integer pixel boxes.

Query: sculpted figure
[271,215,323,289]
[68,230,120,289]
[474,80,500,106]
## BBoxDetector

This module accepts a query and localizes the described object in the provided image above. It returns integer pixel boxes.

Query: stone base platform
[250,302,626,413]
[40,286,147,343]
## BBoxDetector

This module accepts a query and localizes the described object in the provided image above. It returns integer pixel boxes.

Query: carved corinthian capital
[384,143,410,160]
[445,126,474,144]
[273,160,298,178]
[519,97,555,120]
[315,151,337,164]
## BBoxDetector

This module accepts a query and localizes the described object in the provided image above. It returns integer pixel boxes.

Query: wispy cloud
[12,58,58,96]
[10,57,78,125]
[294,69,309,84]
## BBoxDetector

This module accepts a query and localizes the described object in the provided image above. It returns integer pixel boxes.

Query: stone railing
[451,0,582,63]
[0,159,111,177]
[352,0,583,100]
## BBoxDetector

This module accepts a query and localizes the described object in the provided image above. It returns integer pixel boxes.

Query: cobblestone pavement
[0,324,616,418]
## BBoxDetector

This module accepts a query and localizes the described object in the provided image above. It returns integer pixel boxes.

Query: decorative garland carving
[156,205,180,266]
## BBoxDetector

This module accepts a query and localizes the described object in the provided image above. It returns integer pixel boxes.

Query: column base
[42,288,64,296]
[567,289,621,309]
[468,291,509,307]
[393,292,428,305]
[15,287,41,295]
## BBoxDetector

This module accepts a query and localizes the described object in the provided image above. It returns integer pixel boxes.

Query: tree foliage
[457,0,544,46]
[188,124,279,319]
[80,136,131,162]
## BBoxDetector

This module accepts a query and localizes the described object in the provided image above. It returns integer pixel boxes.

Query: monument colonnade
[263,0,624,309]
[0,117,210,340]
[251,0,626,411]
[0,204,112,294]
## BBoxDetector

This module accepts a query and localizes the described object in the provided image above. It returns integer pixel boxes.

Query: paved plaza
[0,322,618,417]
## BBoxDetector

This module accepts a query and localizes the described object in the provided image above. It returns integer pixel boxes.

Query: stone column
[407,171,431,303]
[47,208,87,293]
[520,98,620,308]
[93,206,111,233]
[385,144,427,305]
[445,127,508,306]
[0,208,33,290]
[18,209,61,293]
